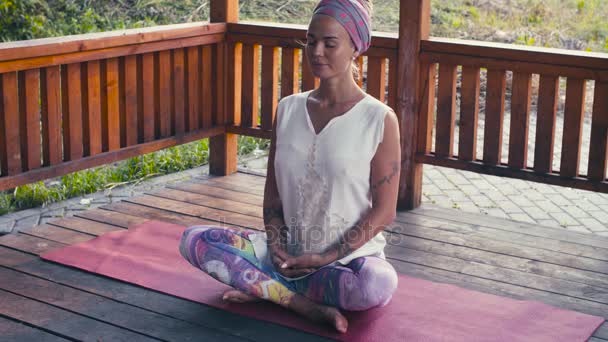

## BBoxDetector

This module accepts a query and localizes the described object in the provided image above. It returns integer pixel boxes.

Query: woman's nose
[311,42,324,56]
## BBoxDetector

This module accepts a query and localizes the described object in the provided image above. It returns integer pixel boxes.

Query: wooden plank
[0,232,66,255]
[228,22,397,49]
[435,63,457,158]
[416,62,436,155]
[61,63,83,161]
[201,46,213,129]
[508,72,532,169]
[148,188,261,218]
[19,69,41,170]
[124,54,138,146]
[366,56,387,102]
[158,50,172,138]
[141,53,155,142]
[105,58,121,151]
[0,126,223,191]
[408,205,608,250]
[534,75,559,173]
[385,242,608,314]
[124,194,264,230]
[560,78,587,178]
[75,207,148,228]
[0,22,227,62]
[387,57,398,110]
[0,288,160,342]
[421,51,608,83]
[168,181,264,206]
[588,81,608,181]
[384,230,608,303]
[84,60,102,156]
[18,223,95,245]
[483,69,506,165]
[241,44,260,128]
[0,244,332,342]
[186,46,200,131]
[421,37,608,72]
[0,267,243,341]
[99,201,241,230]
[1,72,22,175]
[0,315,70,342]
[40,66,62,166]
[261,46,279,131]
[355,56,364,87]
[48,216,124,235]
[280,47,299,98]
[173,48,186,135]
[227,42,242,126]
[0,34,224,74]
[458,66,480,161]
[393,215,608,271]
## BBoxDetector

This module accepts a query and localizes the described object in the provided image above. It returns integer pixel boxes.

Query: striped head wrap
[312,0,372,53]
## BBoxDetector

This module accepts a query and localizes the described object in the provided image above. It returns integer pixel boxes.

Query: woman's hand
[268,244,319,278]
[280,252,334,274]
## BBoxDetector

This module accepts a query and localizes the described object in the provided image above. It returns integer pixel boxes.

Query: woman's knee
[179,225,226,264]
[343,258,398,311]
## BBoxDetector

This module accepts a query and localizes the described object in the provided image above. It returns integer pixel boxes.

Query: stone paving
[1,152,607,237]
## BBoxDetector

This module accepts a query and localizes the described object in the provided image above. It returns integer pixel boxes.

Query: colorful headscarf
[312,0,372,53]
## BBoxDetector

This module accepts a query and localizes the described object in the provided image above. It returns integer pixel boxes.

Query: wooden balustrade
[418,38,608,192]
[0,23,226,190]
[224,22,397,139]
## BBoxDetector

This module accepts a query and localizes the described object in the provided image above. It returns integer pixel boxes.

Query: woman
[179,0,400,333]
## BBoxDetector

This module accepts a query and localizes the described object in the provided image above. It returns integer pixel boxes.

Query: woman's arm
[282,110,401,269]
[263,110,288,249]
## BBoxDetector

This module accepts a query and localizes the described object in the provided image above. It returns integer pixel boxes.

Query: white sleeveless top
[250,89,392,279]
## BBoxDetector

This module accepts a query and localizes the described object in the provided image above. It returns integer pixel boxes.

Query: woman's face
[305,14,357,80]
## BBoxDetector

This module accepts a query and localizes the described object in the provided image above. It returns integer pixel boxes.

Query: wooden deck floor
[1,171,608,341]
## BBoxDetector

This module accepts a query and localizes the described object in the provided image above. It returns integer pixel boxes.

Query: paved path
[1,153,607,237]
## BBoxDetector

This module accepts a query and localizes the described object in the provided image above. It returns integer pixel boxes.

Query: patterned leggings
[179,225,398,311]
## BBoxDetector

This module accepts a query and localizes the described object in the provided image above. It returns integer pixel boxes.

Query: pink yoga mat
[40,220,604,341]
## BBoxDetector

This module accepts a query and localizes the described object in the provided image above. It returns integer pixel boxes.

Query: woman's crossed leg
[179,225,398,332]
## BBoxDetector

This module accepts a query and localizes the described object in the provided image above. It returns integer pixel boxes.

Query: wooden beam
[396,0,431,210]
[209,0,239,176]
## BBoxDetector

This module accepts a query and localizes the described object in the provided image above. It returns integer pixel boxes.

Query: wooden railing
[223,22,399,139]
[417,38,608,193]
[0,22,226,190]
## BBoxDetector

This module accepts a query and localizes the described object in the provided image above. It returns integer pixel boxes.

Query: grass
[2,0,607,215]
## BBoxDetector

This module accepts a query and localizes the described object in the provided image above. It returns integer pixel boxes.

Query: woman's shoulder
[361,93,394,115]
[278,90,312,108]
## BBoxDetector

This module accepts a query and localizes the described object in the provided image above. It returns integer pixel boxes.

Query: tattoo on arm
[371,160,400,202]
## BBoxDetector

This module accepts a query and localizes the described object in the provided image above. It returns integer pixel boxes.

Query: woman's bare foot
[288,294,348,333]
[222,289,262,303]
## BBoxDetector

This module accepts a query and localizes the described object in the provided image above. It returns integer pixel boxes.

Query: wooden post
[396,0,431,210]
[209,0,239,176]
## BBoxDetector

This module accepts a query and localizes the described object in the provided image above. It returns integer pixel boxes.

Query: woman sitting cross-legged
[179,0,400,333]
